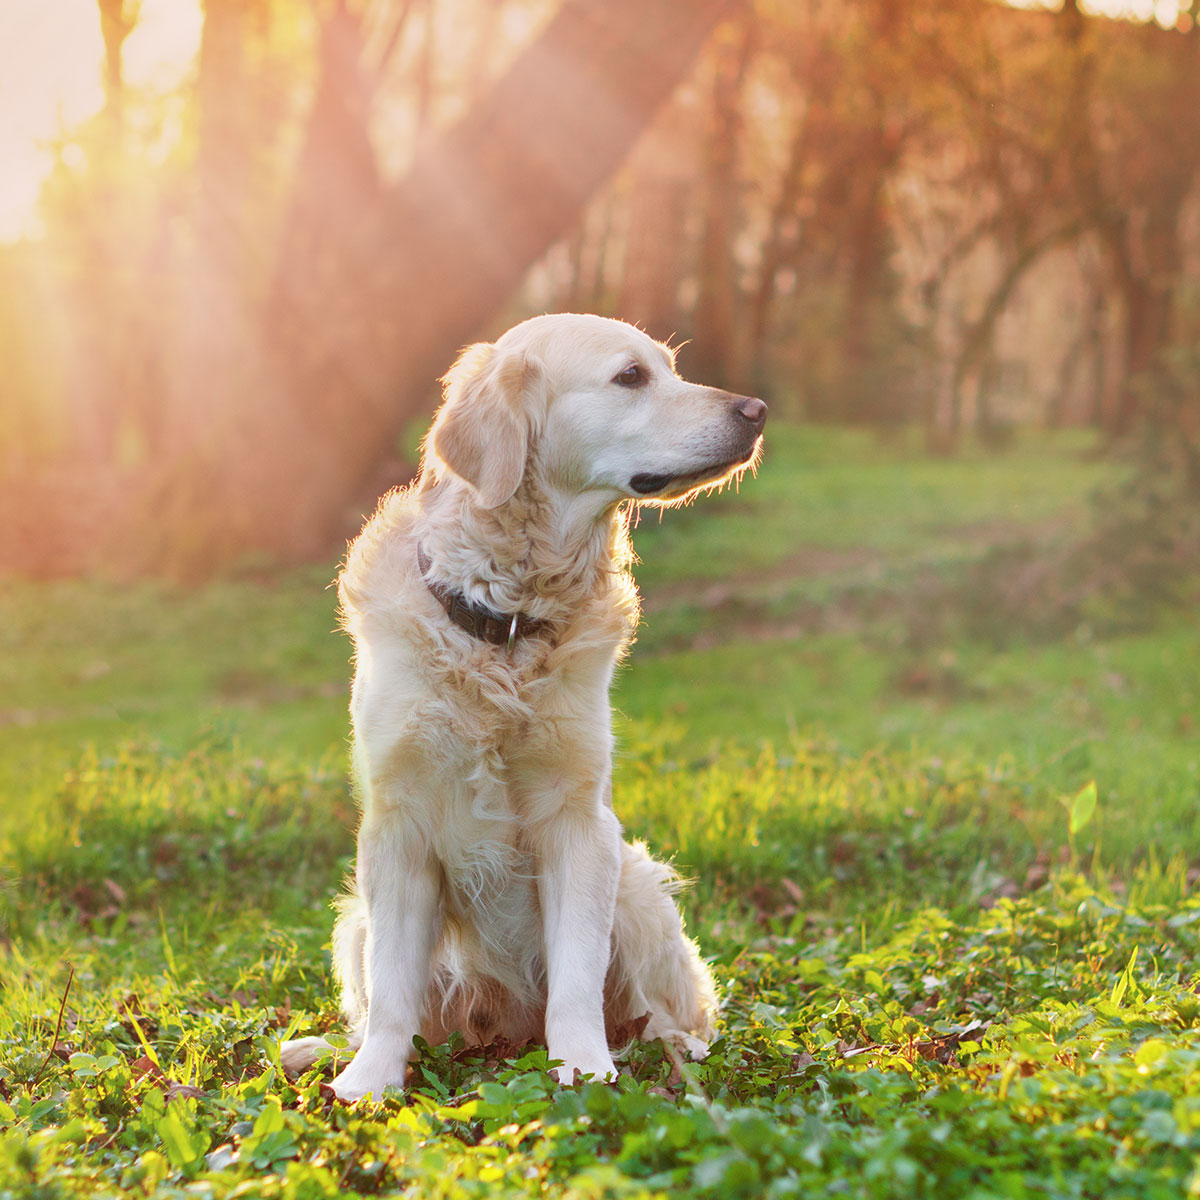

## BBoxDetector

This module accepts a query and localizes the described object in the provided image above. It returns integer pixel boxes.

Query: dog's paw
[549,1042,618,1086]
[329,1045,410,1102]
[279,1036,336,1076]
[643,1017,712,1063]
[669,1031,711,1061]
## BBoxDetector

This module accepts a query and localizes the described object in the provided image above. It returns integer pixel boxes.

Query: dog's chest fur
[430,650,616,888]
[350,593,622,906]
[399,646,617,1003]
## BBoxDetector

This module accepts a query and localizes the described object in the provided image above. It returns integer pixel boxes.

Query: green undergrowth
[0,735,1117,946]
[5,739,1200,1197]
[1,736,354,939]
[5,808,1200,1197]
[3,424,1198,1195]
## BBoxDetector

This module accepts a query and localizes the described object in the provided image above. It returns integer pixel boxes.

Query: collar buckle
[417,541,546,650]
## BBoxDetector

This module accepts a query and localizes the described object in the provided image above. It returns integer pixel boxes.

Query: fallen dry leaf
[607,1011,651,1048]
[130,1055,163,1081]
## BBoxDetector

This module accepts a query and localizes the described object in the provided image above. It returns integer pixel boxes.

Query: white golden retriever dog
[280,313,766,1100]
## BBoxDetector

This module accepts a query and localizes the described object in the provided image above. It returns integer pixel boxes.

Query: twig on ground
[30,963,75,1090]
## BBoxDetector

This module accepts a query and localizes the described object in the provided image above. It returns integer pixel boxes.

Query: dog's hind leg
[606,840,717,1060]
[278,1028,364,1075]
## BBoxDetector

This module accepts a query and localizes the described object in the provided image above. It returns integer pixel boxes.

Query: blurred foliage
[0,0,1198,576]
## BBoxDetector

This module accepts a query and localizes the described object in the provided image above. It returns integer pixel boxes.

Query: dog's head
[427,314,766,513]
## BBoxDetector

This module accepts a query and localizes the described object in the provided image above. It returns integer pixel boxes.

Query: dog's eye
[614,364,645,388]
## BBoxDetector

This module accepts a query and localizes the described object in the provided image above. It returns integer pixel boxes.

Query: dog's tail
[606,839,717,1057]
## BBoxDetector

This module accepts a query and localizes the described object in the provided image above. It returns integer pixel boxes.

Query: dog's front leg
[330,814,440,1102]
[536,802,621,1084]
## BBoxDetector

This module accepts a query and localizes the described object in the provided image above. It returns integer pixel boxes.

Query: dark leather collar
[417,543,550,650]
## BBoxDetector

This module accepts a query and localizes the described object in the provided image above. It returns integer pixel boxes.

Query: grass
[3,424,1200,1198]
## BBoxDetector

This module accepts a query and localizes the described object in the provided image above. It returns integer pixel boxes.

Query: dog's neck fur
[418,464,635,628]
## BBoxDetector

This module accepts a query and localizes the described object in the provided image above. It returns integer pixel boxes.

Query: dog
[280,313,766,1100]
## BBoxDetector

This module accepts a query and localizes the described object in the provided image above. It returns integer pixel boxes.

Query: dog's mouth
[629,442,761,499]
[628,472,680,495]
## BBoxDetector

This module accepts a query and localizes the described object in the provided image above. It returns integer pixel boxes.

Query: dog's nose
[734,396,767,433]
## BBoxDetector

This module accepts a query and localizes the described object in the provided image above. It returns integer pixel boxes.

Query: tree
[689,14,756,391]
[149,0,741,572]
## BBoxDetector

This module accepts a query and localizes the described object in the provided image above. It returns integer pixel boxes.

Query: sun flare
[0,0,201,242]
[0,0,1189,244]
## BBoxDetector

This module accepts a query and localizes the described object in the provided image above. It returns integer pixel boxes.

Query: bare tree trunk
[689,16,755,391]
[571,195,619,313]
[950,221,1082,427]
[97,0,134,138]
[837,135,894,419]
[66,0,138,467]
[1087,284,1110,430]
[1055,4,1196,438]
[618,100,695,341]
[747,102,809,397]
[147,0,740,575]
[195,0,253,230]
[268,0,383,342]
[1111,193,1183,436]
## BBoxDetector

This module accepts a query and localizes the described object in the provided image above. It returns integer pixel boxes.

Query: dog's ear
[429,344,541,509]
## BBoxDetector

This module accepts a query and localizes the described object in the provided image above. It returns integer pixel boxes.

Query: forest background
[2,0,1198,581]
